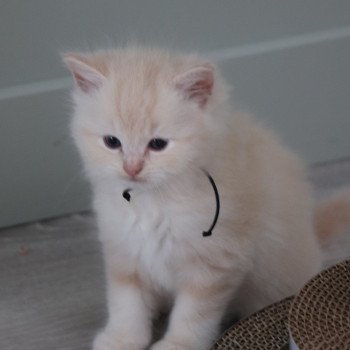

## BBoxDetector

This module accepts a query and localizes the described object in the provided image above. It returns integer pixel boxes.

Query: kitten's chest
[126,189,212,240]
[119,193,209,286]
[99,185,214,288]
[131,198,170,235]
[122,200,180,288]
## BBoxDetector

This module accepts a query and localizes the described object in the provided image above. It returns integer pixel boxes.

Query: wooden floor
[1,159,350,350]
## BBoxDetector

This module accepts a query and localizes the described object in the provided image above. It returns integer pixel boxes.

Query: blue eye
[148,138,168,151]
[103,136,121,149]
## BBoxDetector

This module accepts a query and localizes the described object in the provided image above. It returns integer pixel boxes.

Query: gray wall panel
[222,38,350,163]
[1,91,90,227]
[1,1,350,227]
[1,0,350,87]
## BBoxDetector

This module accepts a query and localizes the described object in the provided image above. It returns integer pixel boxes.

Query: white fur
[64,47,322,350]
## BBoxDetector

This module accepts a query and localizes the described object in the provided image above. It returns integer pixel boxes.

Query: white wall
[1,0,350,228]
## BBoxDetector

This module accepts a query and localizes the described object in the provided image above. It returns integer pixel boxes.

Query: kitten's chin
[118,175,156,192]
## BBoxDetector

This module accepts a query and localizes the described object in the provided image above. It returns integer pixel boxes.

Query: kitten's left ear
[174,64,214,108]
[62,53,106,94]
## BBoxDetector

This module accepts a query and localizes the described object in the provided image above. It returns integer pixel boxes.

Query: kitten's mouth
[122,174,146,183]
[129,177,142,182]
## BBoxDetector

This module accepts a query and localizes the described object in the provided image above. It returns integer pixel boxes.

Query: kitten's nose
[123,160,144,178]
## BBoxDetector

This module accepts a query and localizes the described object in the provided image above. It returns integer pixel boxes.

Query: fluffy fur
[63,47,346,350]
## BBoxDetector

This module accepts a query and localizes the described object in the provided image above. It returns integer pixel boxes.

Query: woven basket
[212,297,293,349]
[212,259,350,350]
[289,259,350,349]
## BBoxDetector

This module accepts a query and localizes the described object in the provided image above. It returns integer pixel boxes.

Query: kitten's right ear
[62,53,106,94]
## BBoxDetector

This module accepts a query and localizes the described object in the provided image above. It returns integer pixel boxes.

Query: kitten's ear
[62,53,106,94]
[174,64,214,107]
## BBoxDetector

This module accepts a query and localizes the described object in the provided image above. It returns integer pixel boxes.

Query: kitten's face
[64,49,217,191]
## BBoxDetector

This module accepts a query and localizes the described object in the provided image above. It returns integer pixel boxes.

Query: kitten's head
[63,47,228,192]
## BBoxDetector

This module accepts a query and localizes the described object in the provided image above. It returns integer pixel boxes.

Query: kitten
[63,47,350,350]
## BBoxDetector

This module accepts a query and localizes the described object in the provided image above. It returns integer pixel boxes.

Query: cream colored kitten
[63,47,350,350]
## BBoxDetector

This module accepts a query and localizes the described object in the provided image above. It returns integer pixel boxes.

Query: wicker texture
[289,259,350,350]
[212,297,293,349]
[212,260,350,350]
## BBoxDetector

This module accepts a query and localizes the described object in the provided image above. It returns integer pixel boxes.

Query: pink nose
[123,160,144,178]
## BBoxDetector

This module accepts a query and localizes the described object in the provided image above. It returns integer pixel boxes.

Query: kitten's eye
[103,135,122,149]
[148,138,168,151]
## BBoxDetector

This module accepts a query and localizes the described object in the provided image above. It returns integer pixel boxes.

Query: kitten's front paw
[93,330,147,350]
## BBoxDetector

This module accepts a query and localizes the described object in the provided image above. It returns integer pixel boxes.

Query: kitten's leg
[150,282,234,350]
[93,270,153,350]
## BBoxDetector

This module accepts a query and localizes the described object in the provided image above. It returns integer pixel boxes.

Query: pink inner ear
[175,65,214,107]
[187,75,213,106]
[73,72,100,93]
[63,53,105,94]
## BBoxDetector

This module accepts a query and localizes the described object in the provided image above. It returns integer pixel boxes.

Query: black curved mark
[121,171,220,237]
[202,171,220,237]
